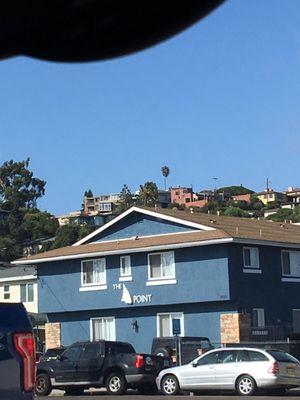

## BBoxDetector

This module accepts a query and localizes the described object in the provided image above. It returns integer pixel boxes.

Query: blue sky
[1,0,300,215]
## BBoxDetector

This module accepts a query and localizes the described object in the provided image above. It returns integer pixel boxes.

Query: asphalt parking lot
[43,388,300,399]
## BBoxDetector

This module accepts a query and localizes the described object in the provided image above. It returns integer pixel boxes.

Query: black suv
[36,340,169,396]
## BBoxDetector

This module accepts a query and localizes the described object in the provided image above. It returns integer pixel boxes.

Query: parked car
[156,347,300,396]
[37,347,66,363]
[0,302,36,400]
[36,339,170,396]
[152,336,213,366]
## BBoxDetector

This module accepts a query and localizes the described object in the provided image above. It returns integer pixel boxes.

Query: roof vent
[259,229,262,237]
[190,208,194,214]
[280,223,286,229]
[235,226,239,234]
[217,210,220,216]
[210,219,216,224]
[133,236,139,240]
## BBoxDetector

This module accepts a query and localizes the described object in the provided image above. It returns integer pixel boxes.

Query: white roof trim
[73,206,215,246]
[12,238,233,265]
[0,275,36,283]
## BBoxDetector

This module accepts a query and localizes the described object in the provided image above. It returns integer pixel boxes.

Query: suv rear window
[108,343,135,355]
[267,351,299,364]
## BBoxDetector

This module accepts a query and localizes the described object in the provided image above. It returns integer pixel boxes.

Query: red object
[135,354,145,368]
[13,333,36,392]
[268,362,279,374]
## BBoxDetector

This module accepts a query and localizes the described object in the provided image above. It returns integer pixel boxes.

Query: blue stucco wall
[38,245,230,314]
[228,244,300,328]
[88,213,198,243]
[48,302,236,353]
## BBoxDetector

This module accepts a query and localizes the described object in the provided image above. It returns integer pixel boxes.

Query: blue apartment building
[14,207,300,353]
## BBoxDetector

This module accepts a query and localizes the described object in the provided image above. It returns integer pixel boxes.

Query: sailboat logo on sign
[120,284,152,305]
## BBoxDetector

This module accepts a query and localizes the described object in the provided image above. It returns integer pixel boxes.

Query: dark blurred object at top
[0,0,225,62]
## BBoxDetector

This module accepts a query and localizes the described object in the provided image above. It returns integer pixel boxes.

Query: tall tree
[161,166,170,191]
[84,189,93,197]
[137,182,158,207]
[117,184,134,212]
[0,158,46,210]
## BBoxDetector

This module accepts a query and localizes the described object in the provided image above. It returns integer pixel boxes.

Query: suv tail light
[135,354,144,368]
[13,332,36,392]
[268,361,279,375]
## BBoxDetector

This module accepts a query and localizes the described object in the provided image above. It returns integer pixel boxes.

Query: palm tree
[161,166,170,190]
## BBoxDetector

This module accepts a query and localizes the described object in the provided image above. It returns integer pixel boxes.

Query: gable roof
[12,206,300,265]
[73,206,215,246]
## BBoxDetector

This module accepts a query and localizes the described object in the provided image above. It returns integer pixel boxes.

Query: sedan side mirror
[191,361,198,368]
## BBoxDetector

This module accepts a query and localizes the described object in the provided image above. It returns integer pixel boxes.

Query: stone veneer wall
[45,322,61,349]
[221,313,251,343]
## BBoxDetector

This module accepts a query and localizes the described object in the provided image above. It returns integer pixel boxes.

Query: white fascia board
[73,206,215,246]
[12,238,233,265]
[233,238,300,249]
[0,275,36,283]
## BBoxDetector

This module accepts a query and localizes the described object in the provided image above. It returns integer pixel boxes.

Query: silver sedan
[156,347,300,396]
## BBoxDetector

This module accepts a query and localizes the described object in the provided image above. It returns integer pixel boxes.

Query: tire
[236,375,257,396]
[64,387,84,396]
[35,373,52,396]
[161,374,180,396]
[154,347,172,358]
[137,384,158,395]
[106,372,127,395]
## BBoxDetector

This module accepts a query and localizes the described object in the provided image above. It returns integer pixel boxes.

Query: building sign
[113,283,152,305]
[172,318,181,335]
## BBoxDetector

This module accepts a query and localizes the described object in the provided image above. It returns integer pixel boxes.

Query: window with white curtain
[120,256,131,277]
[252,308,265,327]
[20,283,34,302]
[91,317,116,341]
[281,251,300,277]
[82,258,106,286]
[243,247,260,269]
[148,251,175,280]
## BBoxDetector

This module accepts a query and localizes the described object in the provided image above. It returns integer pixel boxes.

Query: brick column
[220,313,250,343]
[45,322,61,349]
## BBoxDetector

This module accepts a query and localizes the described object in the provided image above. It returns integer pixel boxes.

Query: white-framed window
[98,203,112,212]
[157,313,184,337]
[90,317,116,341]
[243,247,260,269]
[20,283,34,302]
[293,309,300,333]
[148,251,175,283]
[281,250,300,277]
[252,308,265,327]
[81,258,106,286]
[119,256,132,281]
[3,284,10,300]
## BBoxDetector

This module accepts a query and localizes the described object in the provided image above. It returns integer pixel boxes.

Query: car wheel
[236,375,256,396]
[137,384,158,395]
[161,374,180,396]
[35,373,52,396]
[106,372,127,395]
[64,387,84,395]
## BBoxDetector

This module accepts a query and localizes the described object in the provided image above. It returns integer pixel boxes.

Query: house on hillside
[0,265,46,350]
[13,207,300,352]
[256,190,286,205]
